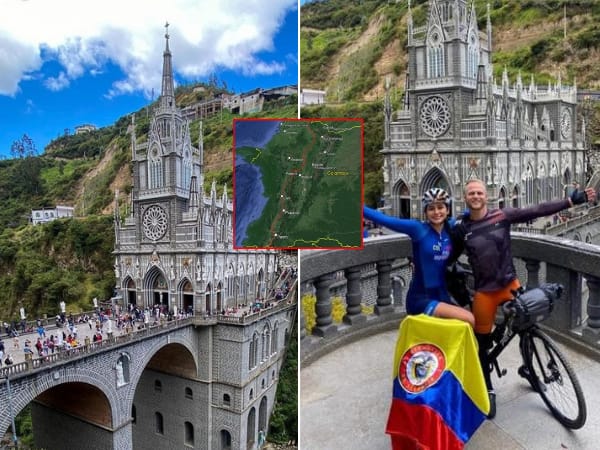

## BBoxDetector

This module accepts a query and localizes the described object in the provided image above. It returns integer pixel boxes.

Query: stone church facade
[107,26,292,449]
[382,0,586,218]
[113,26,279,314]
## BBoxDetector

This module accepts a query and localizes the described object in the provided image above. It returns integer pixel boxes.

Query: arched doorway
[393,179,411,218]
[247,407,256,449]
[220,430,232,450]
[205,283,212,314]
[145,267,169,308]
[216,281,223,313]
[256,268,264,300]
[563,167,572,192]
[258,396,268,434]
[125,277,137,306]
[498,186,507,209]
[512,185,520,208]
[179,279,194,314]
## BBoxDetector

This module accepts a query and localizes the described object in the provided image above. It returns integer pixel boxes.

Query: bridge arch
[136,338,198,380]
[1,368,121,446]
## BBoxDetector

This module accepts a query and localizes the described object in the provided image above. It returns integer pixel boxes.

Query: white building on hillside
[31,206,75,225]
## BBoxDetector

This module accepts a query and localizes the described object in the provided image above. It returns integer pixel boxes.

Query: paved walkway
[0,317,129,366]
[301,329,600,450]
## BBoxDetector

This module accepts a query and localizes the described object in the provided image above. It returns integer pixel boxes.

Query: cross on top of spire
[165,22,170,40]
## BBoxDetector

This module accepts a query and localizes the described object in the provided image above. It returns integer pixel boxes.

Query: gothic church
[382,0,586,218]
[113,26,279,313]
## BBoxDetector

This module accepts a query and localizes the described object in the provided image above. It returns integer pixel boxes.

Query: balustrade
[301,232,600,363]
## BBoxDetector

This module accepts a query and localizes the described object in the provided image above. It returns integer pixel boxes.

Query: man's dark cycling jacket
[453,199,570,292]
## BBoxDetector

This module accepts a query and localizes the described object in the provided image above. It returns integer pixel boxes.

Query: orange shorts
[472,279,521,334]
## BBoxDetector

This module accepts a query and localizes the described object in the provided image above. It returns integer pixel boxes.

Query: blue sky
[0,0,299,157]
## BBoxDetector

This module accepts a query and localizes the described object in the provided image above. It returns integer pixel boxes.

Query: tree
[10,134,37,159]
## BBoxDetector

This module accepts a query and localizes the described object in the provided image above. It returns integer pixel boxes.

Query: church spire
[160,22,176,110]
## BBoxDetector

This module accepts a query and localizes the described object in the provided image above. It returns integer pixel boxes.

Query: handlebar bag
[511,283,563,331]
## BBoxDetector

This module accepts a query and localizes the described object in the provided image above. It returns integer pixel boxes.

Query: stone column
[343,266,366,325]
[583,274,600,343]
[375,260,394,315]
[523,258,540,290]
[313,275,337,338]
[112,421,133,450]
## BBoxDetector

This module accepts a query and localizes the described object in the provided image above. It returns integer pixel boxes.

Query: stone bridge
[0,298,296,450]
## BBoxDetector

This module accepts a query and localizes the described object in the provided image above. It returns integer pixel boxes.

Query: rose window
[143,205,168,240]
[420,96,451,138]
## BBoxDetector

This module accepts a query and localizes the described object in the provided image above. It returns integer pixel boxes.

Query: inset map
[234,118,363,249]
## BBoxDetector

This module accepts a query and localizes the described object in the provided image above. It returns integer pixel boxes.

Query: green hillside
[301,0,600,98]
[300,0,600,205]
[0,85,297,320]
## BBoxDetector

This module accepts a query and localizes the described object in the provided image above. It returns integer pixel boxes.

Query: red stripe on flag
[386,398,464,450]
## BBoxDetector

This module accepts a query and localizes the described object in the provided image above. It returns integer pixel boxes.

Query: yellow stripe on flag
[392,314,490,414]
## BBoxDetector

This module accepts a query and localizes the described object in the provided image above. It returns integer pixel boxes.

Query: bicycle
[446,261,587,429]
[485,283,587,429]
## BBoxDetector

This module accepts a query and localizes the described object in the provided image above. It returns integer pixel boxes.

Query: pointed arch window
[182,148,192,190]
[524,165,535,205]
[271,323,278,355]
[184,422,194,446]
[467,32,479,79]
[427,31,445,78]
[149,146,164,189]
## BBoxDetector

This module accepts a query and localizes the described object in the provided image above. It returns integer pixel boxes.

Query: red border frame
[232,117,364,250]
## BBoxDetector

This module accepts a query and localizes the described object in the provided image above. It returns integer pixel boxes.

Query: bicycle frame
[486,317,527,379]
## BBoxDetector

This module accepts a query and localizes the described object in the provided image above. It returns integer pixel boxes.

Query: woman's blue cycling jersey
[364,206,454,314]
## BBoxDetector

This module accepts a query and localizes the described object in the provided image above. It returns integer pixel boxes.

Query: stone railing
[300,233,600,365]
[2,281,298,379]
[1,317,196,379]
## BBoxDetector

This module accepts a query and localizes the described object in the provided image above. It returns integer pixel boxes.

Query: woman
[364,188,474,326]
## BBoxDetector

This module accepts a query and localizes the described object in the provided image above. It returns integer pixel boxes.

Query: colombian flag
[386,315,489,450]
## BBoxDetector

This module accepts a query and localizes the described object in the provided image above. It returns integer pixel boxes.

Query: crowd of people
[0,261,297,371]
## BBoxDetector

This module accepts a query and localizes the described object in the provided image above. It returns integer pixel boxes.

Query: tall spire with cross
[160,22,175,110]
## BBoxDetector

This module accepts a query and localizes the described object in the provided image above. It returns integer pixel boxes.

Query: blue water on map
[235,154,268,246]
[235,120,281,148]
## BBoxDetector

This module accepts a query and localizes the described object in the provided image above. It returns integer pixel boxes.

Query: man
[454,179,595,418]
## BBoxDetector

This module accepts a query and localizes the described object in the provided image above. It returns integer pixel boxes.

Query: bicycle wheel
[522,328,586,429]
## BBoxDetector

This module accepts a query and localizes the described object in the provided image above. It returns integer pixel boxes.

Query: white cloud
[0,0,297,97]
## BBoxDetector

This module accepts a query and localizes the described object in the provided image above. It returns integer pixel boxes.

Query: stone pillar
[112,421,133,450]
[583,274,600,343]
[25,352,33,369]
[375,260,394,315]
[546,264,582,331]
[523,258,540,290]
[343,266,366,325]
[313,275,337,338]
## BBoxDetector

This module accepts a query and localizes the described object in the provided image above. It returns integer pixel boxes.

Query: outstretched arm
[363,206,421,237]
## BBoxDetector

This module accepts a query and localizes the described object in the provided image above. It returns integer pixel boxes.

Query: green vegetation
[268,322,298,445]
[0,82,297,319]
[301,0,600,99]
[0,215,114,322]
[301,102,386,206]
